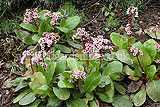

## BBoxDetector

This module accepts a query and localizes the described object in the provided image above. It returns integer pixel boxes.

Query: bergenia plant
[150,25,160,44]
[126,6,138,53]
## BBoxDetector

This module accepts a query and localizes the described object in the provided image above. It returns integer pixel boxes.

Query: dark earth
[0,0,160,107]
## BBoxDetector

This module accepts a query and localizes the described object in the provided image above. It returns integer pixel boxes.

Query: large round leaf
[146,80,160,102]
[102,61,123,80]
[112,95,133,107]
[84,71,101,93]
[67,58,78,71]
[47,96,62,107]
[54,44,71,53]
[19,92,36,105]
[134,88,146,106]
[66,98,88,107]
[55,56,67,75]
[52,87,70,100]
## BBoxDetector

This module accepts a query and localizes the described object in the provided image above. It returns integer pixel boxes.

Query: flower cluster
[23,8,40,24]
[39,32,60,50]
[130,45,143,56]
[72,28,89,40]
[70,69,86,79]
[154,59,160,64]
[150,25,158,32]
[44,11,63,26]
[156,45,160,49]
[93,35,113,51]
[82,43,95,53]
[21,50,50,68]
[126,6,138,17]
[125,24,132,35]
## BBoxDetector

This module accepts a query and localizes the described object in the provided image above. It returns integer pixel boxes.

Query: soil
[0,1,160,107]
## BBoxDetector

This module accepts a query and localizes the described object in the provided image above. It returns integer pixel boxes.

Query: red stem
[128,36,130,54]
[33,18,39,30]
[36,63,38,72]
[82,36,85,48]
[99,50,102,72]
[49,47,51,58]
[30,58,34,73]
[155,31,160,44]
[136,55,144,73]
[86,53,89,68]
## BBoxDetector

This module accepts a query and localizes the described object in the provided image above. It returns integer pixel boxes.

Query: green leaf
[85,71,101,93]
[38,21,52,36]
[98,75,111,88]
[112,95,133,107]
[14,81,29,92]
[67,40,83,49]
[90,100,99,107]
[47,96,62,107]
[13,89,31,103]
[114,82,126,95]
[60,19,66,27]
[29,72,47,94]
[132,41,143,49]
[103,61,123,80]
[19,92,36,105]
[56,16,80,33]
[141,39,157,61]
[105,11,110,16]
[67,58,78,71]
[85,92,94,101]
[54,44,71,53]
[62,71,72,78]
[39,10,50,21]
[96,80,114,103]
[55,56,67,75]
[20,23,37,32]
[123,65,136,76]
[146,65,157,79]
[146,80,160,102]
[58,78,74,88]
[46,62,56,84]
[102,7,106,13]
[122,37,135,50]
[14,29,37,44]
[134,88,146,106]
[32,34,41,42]
[116,49,132,65]
[52,50,61,60]
[144,28,160,39]
[133,50,152,68]
[53,87,70,100]
[29,99,41,107]
[76,49,85,61]
[66,98,88,107]
[110,32,125,49]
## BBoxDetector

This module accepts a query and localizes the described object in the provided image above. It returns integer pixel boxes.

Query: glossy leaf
[47,96,62,107]
[67,58,78,71]
[134,88,146,106]
[67,40,83,49]
[14,81,29,92]
[29,99,41,107]
[112,95,133,107]
[103,61,123,80]
[90,100,99,107]
[38,21,52,36]
[116,49,132,65]
[146,65,157,79]
[46,62,56,84]
[146,80,160,102]
[19,92,36,105]
[58,78,74,88]
[53,87,70,100]
[66,98,88,107]
[20,23,37,32]
[114,82,126,95]
[55,56,67,75]
[54,44,71,53]
[85,92,94,101]
[39,10,50,21]
[84,71,101,93]
[13,89,31,103]
[141,39,157,61]
[110,32,124,49]
[32,34,41,42]
[98,75,111,88]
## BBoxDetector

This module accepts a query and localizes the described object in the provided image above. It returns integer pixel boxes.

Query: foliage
[102,5,120,31]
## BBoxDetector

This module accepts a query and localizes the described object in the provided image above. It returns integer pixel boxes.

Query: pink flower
[93,53,101,59]
[70,69,86,80]
[139,50,143,55]
[130,45,135,52]
[150,25,159,32]
[156,45,160,49]
[127,31,132,35]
